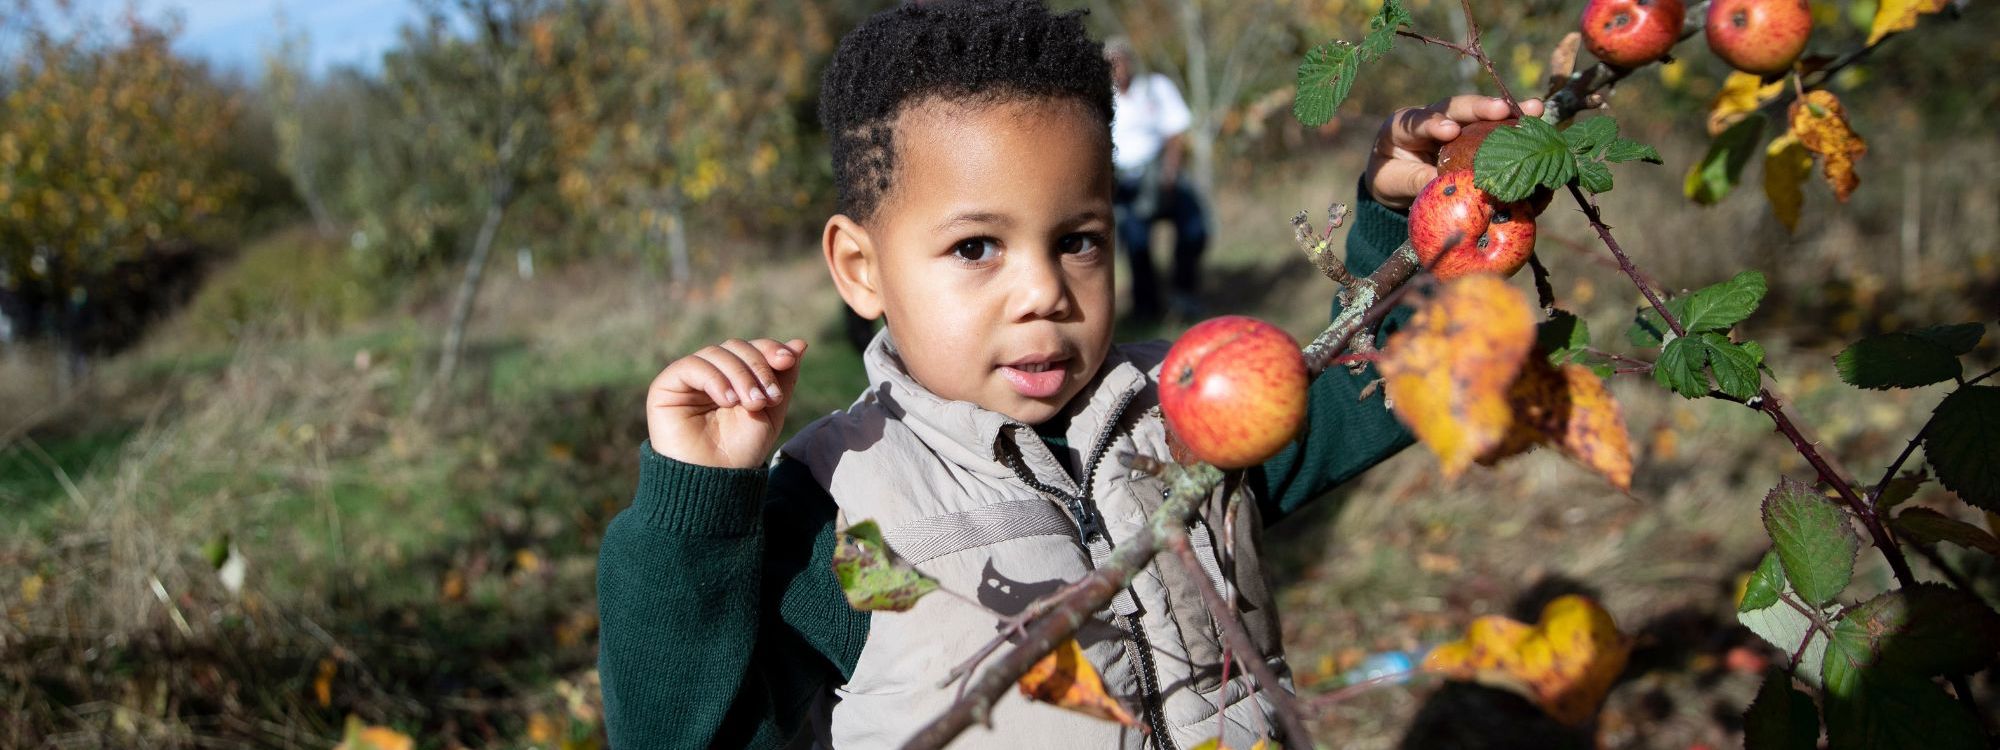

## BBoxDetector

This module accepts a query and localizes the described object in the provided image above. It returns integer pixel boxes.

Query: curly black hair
[819,0,1114,223]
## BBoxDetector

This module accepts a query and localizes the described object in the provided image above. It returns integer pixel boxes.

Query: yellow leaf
[1422,595,1631,726]
[1868,0,1950,44]
[1379,275,1537,479]
[1483,361,1635,490]
[1706,72,1785,137]
[336,716,414,750]
[1017,638,1141,728]
[19,574,43,604]
[527,712,558,744]
[1790,90,1867,202]
[1763,132,1813,233]
[314,658,337,708]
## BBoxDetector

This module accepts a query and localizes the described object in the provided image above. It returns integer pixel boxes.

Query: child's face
[830,97,1116,425]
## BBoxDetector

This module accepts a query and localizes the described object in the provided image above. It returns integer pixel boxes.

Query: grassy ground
[2,124,1997,749]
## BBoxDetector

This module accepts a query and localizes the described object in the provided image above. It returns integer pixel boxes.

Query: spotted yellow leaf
[1379,275,1537,479]
[1017,638,1141,727]
[1790,91,1867,202]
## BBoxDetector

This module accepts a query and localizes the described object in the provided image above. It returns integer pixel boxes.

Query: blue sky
[65,0,421,76]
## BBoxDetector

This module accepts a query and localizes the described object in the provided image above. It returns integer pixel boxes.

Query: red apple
[1705,0,1811,76]
[1159,316,1308,469]
[1408,171,1539,280]
[1581,0,1685,68]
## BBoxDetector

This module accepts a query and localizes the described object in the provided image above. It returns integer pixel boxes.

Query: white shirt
[1110,72,1192,178]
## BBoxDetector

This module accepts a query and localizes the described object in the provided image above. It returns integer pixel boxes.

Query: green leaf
[1906,323,1985,355]
[1739,584,1829,687]
[1922,385,2000,513]
[1829,584,2000,677]
[1360,0,1411,57]
[832,519,938,612]
[1474,117,1576,203]
[1875,471,1926,512]
[1679,270,1768,333]
[1891,507,2000,557]
[1761,477,1858,608]
[1628,271,1766,348]
[1699,333,1765,399]
[1685,115,1767,205]
[1294,42,1360,127]
[1654,336,1711,398]
[1743,669,1820,750]
[1537,309,1590,364]
[1820,586,2000,750]
[1603,138,1663,164]
[1834,333,1964,389]
[1562,116,1618,154]
[1576,158,1614,194]
[1821,670,1985,750]
[1739,550,1787,613]
[1627,300,1686,347]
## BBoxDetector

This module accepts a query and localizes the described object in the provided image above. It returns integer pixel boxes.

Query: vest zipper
[1002,388,1178,749]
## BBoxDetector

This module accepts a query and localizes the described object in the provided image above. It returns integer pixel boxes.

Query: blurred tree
[0,3,244,384]
[261,20,336,236]
[546,0,838,283]
[378,0,571,409]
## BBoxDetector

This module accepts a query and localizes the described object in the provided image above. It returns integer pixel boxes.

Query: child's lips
[998,358,1069,399]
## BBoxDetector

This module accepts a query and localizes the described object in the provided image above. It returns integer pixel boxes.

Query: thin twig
[1165,529,1315,748]
[1527,252,1557,312]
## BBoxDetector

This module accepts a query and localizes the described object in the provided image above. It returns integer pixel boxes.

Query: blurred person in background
[1105,36,1210,322]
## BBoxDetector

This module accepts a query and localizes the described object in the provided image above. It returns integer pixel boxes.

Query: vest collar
[861,329,1151,484]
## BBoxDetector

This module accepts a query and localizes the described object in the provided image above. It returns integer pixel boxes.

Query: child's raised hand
[646,338,809,469]
[1365,95,1546,210]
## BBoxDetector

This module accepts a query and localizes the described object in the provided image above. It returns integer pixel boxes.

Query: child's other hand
[646,338,808,469]
[1365,95,1546,210]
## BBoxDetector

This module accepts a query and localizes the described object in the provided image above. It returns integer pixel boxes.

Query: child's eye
[951,237,1000,263]
[1059,232,1108,256]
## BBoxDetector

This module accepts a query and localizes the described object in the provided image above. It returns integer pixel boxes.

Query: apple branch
[1565,183,1923,593]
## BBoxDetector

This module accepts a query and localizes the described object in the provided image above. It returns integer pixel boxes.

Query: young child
[597,2,1540,747]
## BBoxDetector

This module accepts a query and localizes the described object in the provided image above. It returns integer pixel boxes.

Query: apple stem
[1526,252,1557,312]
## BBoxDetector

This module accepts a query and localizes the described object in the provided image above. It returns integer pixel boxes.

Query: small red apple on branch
[1159,316,1309,469]
[1706,0,1812,76]
[1580,0,1686,68]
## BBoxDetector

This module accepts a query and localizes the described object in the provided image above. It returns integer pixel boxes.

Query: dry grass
[2,122,1995,748]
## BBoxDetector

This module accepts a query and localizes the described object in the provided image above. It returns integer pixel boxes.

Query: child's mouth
[998,358,1069,399]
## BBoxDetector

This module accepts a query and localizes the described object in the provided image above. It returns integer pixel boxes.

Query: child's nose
[1008,253,1072,322]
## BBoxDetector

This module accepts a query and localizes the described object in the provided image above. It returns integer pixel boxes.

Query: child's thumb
[773,338,809,393]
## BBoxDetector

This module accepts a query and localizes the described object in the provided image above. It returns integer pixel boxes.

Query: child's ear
[823,214,883,320]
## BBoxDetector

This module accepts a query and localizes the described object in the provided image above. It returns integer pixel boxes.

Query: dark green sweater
[596,192,1413,749]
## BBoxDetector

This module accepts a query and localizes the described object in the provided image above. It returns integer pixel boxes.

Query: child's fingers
[1373,159,1437,209]
[653,356,740,410]
[1519,98,1545,118]
[745,338,809,392]
[703,341,777,410]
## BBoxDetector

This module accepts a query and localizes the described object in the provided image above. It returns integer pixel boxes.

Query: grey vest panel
[780,334,1288,748]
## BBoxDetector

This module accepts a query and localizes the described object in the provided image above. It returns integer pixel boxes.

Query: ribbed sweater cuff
[633,441,767,536]
[1348,181,1410,278]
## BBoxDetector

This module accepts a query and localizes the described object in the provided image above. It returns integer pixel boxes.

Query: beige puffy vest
[780,333,1290,749]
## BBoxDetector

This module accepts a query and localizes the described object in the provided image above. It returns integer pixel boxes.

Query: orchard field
[3,0,1997,748]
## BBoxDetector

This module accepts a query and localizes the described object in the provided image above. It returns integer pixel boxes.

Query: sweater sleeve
[1252,186,1418,525]
[597,442,869,749]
